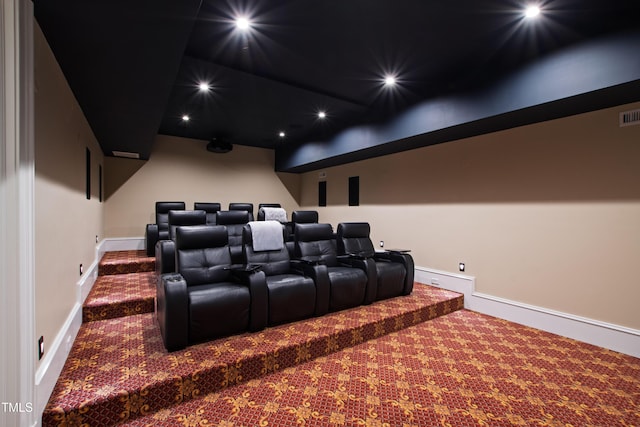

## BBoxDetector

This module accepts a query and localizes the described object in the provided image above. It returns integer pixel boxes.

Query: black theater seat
[194,202,221,225]
[243,221,326,325]
[155,209,207,275]
[291,210,318,234]
[156,225,267,351]
[295,223,375,312]
[216,210,251,264]
[228,202,254,221]
[258,203,281,210]
[337,222,414,301]
[145,201,185,256]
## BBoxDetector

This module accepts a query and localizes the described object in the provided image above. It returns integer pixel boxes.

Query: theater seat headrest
[175,225,228,250]
[295,223,333,242]
[216,210,250,225]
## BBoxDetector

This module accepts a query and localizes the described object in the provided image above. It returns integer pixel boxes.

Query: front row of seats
[156,221,413,351]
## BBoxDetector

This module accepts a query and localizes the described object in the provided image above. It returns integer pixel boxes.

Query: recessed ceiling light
[278,131,286,138]
[318,111,326,119]
[235,17,252,30]
[524,5,540,18]
[198,82,210,92]
[384,75,396,86]
[182,115,190,122]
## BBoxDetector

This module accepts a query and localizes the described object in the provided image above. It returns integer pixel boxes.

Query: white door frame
[1,0,36,425]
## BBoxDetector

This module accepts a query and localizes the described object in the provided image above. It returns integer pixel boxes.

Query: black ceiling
[35,0,640,170]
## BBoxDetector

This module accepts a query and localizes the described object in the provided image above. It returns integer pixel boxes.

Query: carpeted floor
[44,281,463,426]
[124,309,640,427]
[43,250,640,426]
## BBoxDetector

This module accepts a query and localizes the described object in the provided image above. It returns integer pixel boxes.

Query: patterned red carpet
[122,309,640,427]
[98,250,154,276]
[44,282,462,426]
[83,272,156,322]
[43,251,640,426]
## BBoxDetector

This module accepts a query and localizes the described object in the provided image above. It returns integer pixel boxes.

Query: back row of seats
[153,208,319,274]
[145,201,317,256]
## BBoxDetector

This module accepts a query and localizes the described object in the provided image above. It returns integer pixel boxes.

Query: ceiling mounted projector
[206,137,233,154]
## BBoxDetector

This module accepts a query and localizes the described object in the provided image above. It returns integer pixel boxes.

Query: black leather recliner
[258,203,281,210]
[291,210,318,226]
[295,223,375,311]
[157,225,268,351]
[337,222,414,301]
[145,201,185,256]
[291,210,318,235]
[228,203,254,221]
[242,221,327,325]
[194,202,221,225]
[216,210,251,264]
[257,206,287,222]
[155,210,207,275]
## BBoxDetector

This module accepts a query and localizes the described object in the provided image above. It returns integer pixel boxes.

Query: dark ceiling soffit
[35,0,203,161]
[275,31,640,173]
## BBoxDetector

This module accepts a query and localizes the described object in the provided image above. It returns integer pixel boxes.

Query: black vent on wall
[620,109,640,127]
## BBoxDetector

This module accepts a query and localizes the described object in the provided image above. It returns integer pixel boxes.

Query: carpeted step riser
[83,272,157,323]
[98,261,155,276]
[83,299,155,323]
[98,250,155,276]
[43,292,463,427]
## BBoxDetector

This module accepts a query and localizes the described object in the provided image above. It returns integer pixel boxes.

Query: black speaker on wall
[318,181,327,207]
[348,176,359,206]
[98,164,103,202]
[86,147,91,200]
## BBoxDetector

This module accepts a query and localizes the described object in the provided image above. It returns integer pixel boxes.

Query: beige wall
[104,135,300,237]
[300,102,640,330]
[34,23,104,368]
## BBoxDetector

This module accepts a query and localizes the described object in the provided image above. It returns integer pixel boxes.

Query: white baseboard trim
[35,242,105,420]
[414,266,475,306]
[415,266,640,358]
[34,301,83,419]
[101,236,145,252]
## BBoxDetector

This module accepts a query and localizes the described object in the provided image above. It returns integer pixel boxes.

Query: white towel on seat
[249,220,284,251]
[262,207,287,223]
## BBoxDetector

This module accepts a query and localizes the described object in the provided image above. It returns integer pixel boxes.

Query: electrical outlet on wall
[379,240,384,248]
[38,336,44,360]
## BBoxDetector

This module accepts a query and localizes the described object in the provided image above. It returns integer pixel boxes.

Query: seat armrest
[291,261,330,316]
[226,263,263,276]
[155,239,175,275]
[338,257,377,304]
[232,269,268,332]
[296,256,324,265]
[374,252,415,296]
[145,224,159,256]
[157,273,188,351]
[338,253,369,260]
